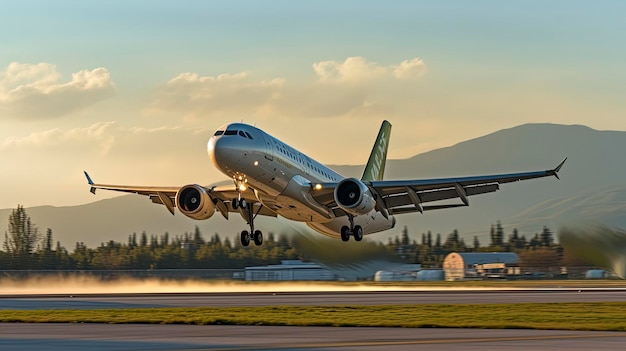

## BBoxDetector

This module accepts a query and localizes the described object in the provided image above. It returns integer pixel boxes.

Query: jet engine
[175,184,216,220]
[333,178,376,216]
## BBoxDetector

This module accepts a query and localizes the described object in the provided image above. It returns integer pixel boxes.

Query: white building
[373,264,422,281]
[244,260,338,281]
[443,252,520,281]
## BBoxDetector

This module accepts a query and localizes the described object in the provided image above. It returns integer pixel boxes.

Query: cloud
[150,71,284,120]
[0,62,115,119]
[149,56,426,120]
[313,57,426,83]
[1,121,117,156]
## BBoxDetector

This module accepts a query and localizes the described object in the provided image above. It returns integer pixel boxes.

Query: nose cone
[207,136,223,171]
[208,135,241,175]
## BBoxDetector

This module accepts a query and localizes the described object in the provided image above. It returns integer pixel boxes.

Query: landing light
[254,160,259,166]
[314,184,322,190]
[239,184,247,192]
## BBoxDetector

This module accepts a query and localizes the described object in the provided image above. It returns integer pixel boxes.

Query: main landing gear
[340,216,363,242]
[233,197,263,247]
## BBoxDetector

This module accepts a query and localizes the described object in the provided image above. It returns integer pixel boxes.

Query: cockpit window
[224,130,237,136]
[244,131,253,139]
[238,131,247,138]
[214,130,224,136]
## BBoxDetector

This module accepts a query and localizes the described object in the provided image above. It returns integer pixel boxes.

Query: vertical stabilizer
[361,120,392,181]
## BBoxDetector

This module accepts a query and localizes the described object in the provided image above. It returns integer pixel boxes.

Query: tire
[354,226,363,241]
[340,226,350,242]
[232,198,239,210]
[239,199,247,209]
[240,230,250,246]
[253,230,263,246]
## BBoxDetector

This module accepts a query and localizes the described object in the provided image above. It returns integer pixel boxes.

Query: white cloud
[393,58,427,80]
[150,71,284,120]
[1,121,117,155]
[149,56,426,120]
[0,62,115,119]
[313,56,426,83]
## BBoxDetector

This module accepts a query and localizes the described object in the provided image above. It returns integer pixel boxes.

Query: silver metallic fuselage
[207,123,396,238]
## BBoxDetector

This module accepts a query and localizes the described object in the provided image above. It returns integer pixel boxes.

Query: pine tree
[3,205,41,268]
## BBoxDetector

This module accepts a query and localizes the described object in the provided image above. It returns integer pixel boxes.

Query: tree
[401,226,410,246]
[473,236,480,250]
[540,226,554,247]
[3,205,41,267]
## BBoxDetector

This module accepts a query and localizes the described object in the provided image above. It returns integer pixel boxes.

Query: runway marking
[190,332,624,350]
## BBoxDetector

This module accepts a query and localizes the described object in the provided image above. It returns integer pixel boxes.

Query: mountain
[1,123,625,248]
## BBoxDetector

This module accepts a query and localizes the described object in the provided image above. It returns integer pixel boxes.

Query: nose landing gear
[238,199,264,247]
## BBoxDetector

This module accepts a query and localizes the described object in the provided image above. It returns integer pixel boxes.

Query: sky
[1,0,625,209]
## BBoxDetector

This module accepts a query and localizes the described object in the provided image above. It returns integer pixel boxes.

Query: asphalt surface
[1,289,626,309]
[1,324,625,351]
[1,289,626,350]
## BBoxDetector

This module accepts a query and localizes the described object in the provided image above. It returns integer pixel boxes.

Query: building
[243,260,338,281]
[442,252,520,281]
[373,264,422,281]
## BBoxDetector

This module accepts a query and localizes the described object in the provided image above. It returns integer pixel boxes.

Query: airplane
[84,120,566,247]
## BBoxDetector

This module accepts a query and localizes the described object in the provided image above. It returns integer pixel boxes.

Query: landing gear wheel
[253,230,263,246]
[239,199,247,209]
[240,230,250,247]
[353,225,363,241]
[232,198,239,210]
[340,226,350,242]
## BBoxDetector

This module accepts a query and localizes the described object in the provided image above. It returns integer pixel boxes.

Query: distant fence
[0,269,244,280]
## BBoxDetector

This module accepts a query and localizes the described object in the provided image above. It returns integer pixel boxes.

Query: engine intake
[176,184,216,220]
[334,178,376,216]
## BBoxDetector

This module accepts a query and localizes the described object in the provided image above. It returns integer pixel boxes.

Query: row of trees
[390,222,584,269]
[1,205,587,270]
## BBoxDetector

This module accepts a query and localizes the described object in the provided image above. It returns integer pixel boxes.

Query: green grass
[1,303,626,331]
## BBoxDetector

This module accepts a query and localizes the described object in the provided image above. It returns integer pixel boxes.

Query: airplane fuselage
[207,123,396,238]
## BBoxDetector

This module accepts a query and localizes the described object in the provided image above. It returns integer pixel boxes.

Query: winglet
[84,171,97,194]
[550,158,567,180]
[84,171,94,185]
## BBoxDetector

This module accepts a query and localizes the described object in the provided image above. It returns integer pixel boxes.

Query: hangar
[243,260,338,281]
[443,252,520,281]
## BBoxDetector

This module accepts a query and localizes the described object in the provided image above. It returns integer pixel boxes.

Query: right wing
[310,158,567,217]
[83,172,277,219]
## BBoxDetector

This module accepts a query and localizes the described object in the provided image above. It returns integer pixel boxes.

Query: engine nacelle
[175,184,216,220]
[333,178,376,216]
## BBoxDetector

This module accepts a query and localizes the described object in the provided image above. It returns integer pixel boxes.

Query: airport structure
[242,260,338,281]
[373,264,444,281]
[442,252,520,281]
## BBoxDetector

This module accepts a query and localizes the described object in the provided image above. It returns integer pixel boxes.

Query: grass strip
[1,303,625,331]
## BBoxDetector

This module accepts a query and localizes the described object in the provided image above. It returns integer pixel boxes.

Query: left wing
[83,172,277,219]
[310,158,567,217]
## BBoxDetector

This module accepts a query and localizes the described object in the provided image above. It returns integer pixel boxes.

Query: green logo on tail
[361,120,392,181]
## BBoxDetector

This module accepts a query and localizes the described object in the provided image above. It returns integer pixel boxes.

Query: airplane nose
[207,136,222,169]
[208,135,241,174]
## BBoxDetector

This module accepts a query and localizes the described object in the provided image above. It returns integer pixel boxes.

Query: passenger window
[214,130,224,136]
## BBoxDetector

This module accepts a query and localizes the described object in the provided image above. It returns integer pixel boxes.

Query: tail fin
[361,120,392,181]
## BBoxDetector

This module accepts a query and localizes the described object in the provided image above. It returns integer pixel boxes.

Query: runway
[1,323,625,351]
[1,289,626,350]
[1,289,626,309]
